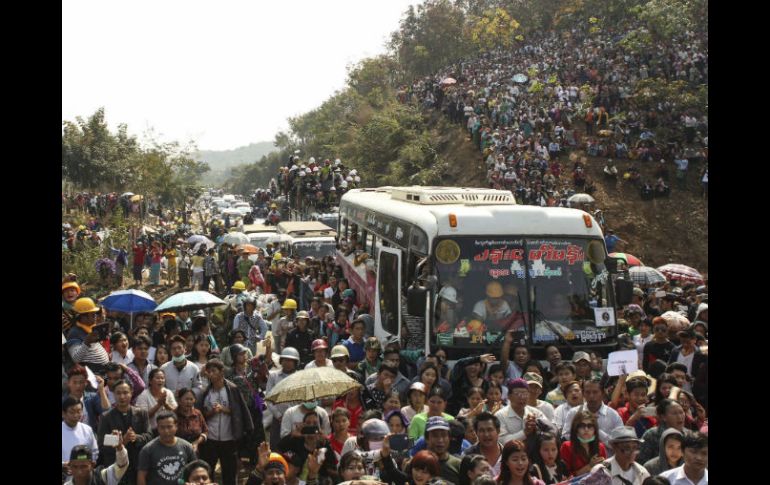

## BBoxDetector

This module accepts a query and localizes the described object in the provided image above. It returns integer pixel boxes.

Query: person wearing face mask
[281,400,332,439]
[275,412,330,484]
[160,335,203,396]
[560,410,607,476]
[340,417,389,476]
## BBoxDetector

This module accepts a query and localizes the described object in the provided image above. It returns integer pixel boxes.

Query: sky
[62,0,423,151]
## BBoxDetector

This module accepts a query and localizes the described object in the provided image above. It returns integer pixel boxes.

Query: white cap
[346,176,353,182]
[354,176,361,182]
[438,286,458,304]
[340,181,348,188]
[309,157,315,164]
[350,169,357,175]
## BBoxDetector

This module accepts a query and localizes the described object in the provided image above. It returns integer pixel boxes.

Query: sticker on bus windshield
[527,241,585,265]
[436,240,461,264]
[594,307,616,327]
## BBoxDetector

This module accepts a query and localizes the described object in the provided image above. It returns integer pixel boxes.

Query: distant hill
[195,141,277,185]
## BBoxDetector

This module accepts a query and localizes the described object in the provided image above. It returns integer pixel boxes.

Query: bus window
[377,249,401,336]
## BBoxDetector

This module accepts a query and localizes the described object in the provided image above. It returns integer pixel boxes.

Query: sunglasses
[577,423,595,430]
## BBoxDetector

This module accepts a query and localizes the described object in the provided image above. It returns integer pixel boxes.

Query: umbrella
[265,367,362,404]
[130,194,143,202]
[628,266,666,286]
[440,77,457,85]
[187,235,212,245]
[121,192,135,198]
[609,252,644,267]
[513,73,528,83]
[656,264,704,284]
[567,193,595,204]
[660,311,690,332]
[223,232,250,246]
[237,244,260,255]
[101,289,157,329]
[101,289,157,313]
[154,291,227,313]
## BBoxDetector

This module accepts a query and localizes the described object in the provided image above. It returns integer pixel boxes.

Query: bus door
[375,247,402,344]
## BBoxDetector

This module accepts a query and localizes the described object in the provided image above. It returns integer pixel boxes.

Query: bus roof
[340,187,604,240]
[276,221,337,237]
[243,223,277,235]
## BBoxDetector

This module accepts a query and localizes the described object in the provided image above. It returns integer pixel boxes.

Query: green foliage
[468,7,521,51]
[389,0,470,77]
[62,108,209,203]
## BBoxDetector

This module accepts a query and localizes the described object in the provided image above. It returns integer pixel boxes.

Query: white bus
[276,221,338,260]
[337,186,621,359]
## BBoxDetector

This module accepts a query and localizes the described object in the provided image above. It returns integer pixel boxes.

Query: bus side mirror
[615,279,634,306]
[407,284,427,317]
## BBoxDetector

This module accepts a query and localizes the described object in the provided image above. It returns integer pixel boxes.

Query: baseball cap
[523,372,543,388]
[632,287,645,298]
[425,416,451,433]
[409,382,427,394]
[69,445,94,462]
[572,351,591,364]
[677,328,697,339]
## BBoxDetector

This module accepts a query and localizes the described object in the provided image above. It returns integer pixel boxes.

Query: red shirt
[560,440,607,475]
[328,433,346,457]
[132,246,145,266]
[334,398,363,434]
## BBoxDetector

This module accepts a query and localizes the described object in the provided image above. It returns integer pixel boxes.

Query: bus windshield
[433,236,613,349]
[291,240,337,259]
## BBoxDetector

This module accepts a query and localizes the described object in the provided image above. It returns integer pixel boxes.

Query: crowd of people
[62,213,709,485]
[399,22,708,206]
[272,156,363,213]
[61,17,710,485]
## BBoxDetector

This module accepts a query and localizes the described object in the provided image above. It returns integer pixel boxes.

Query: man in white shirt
[495,378,555,444]
[523,372,555,422]
[304,339,333,369]
[562,377,624,449]
[280,401,332,438]
[659,432,708,485]
[161,335,202,395]
[62,398,99,477]
[553,381,583,436]
[266,348,301,448]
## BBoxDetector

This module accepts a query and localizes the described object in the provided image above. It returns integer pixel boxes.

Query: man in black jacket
[97,379,153,483]
[197,359,254,485]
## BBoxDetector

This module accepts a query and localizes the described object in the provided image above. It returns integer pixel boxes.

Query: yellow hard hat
[282,298,297,310]
[270,203,277,209]
[273,252,283,261]
[232,281,246,291]
[486,281,504,298]
[73,297,100,314]
[61,281,81,296]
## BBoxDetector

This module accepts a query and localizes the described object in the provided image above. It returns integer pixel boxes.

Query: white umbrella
[187,235,211,245]
[440,77,457,86]
[567,193,595,204]
[223,232,250,246]
[513,74,528,83]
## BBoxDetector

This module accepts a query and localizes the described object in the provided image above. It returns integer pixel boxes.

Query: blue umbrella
[101,289,157,313]
[155,291,226,313]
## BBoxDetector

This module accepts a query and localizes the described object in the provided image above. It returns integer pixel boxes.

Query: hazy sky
[62,0,423,151]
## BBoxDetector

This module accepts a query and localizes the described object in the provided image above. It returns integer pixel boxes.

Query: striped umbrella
[657,264,704,284]
[609,252,644,267]
[628,266,667,286]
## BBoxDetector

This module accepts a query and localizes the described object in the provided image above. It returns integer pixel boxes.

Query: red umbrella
[608,252,643,267]
[237,244,260,255]
[656,264,704,284]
